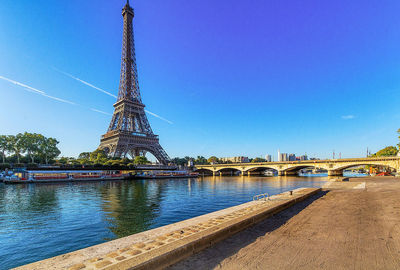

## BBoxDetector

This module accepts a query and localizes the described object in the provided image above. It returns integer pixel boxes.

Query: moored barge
[2,170,130,184]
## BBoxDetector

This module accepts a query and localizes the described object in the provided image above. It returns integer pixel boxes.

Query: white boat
[263,170,275,177]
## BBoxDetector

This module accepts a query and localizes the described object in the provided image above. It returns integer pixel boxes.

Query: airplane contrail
[52,67,117,98]
[0,75,114,116]
[53,67,173,125]
[145,110,173,124]
[91,108,112,116]
[0,75,76,105]
[0,75,45,94]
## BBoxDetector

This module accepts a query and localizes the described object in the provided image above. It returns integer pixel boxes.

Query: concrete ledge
[323,181,366,190]
[16,188,320,270]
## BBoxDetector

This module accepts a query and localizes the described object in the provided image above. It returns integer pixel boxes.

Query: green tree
[121,157,131,165]
[373,146,398,157]
[171,157,185,166]
[207,156,219,164]
[252,157,266,163]
[90,149,107,162]
[22,132,41,163]
[78,158,91,165]
[0,135,8,163]
[111,159,124,166]
[39,137,61,164]
[195,156,208,165]
[134,156,149,165]
[78,152,91,159]
[58,157,69,165]
[398,128,400,150]
[8,134,25,163]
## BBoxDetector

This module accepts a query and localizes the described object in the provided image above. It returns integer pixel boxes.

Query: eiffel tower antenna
[99,1,170,164]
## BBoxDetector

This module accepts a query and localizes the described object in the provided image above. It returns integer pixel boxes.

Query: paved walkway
[169,177,400,270]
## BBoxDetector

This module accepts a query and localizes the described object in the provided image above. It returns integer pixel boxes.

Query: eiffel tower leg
[149,143,170,165]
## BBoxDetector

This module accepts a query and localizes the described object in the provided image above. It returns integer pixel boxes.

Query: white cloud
[341,115,355,120]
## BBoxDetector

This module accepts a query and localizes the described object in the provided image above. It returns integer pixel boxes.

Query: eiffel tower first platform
[99,0,170,165]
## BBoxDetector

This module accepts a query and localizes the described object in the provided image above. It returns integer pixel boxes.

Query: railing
[196,156,400,167]
[135,165,177,170]
[101,130,159,139]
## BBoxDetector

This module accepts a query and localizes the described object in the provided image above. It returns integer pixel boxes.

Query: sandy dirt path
[169,177,400,270]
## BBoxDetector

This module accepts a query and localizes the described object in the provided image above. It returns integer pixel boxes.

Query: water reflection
[100,181,165,238]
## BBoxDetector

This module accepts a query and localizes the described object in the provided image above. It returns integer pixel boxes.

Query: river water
[0,175,332,269]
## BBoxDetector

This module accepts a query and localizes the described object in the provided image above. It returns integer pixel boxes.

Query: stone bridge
[194,157,400,176]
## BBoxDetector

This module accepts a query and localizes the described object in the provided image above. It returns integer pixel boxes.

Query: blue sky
[0,0,399,160]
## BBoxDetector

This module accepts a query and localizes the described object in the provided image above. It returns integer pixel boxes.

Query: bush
[13,163,25,168]
[127,163,136,169]
[0,163,11,170]
[93,163,103,169]
[27,163,38,169]
[73,164,85,169]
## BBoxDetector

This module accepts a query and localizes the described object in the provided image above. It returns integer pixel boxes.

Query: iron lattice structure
[99,0,170,164]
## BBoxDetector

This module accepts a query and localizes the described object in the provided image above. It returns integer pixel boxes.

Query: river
[0,175,336,269]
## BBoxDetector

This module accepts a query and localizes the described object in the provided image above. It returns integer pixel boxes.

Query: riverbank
[15,188,320,270]
[170,177,400,270]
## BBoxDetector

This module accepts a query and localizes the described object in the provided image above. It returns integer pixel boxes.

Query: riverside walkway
[170,177,400,270]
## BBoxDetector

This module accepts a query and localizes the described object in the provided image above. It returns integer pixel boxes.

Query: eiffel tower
[99,0,170,165]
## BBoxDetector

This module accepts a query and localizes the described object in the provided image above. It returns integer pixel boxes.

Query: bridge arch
[195,168,214,175]
[244,166,278,172]
[216,167,243,172]
[333,163,398,172]
[282,165,317,172]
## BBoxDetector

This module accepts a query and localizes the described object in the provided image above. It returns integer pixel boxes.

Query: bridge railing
[195,156,400,167]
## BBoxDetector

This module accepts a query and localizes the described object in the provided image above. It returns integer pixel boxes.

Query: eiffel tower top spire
[118,0,141,103]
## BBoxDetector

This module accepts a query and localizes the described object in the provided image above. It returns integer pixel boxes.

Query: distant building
[278,153,288,162]
[265,154,272,162]
[289,154,296,161]
[220,156,249,163]
[299,155,308,161]
[187,159,194,167]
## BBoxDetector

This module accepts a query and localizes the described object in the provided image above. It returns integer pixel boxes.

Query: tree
[398,128,400,150]
[252,157,266,163]
[58,157,69,165]
[134,156,149,165]
[195,156,208,165]
[373,146,398,157]
[8,134,25,163]
[90,149,107,162]
[207,156,219,164]
[78,152,90,160]
[0,135,7,163]
[22,132,41,163]
[39,137,61,164]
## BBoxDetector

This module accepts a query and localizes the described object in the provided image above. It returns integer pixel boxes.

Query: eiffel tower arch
[99,0,170,165]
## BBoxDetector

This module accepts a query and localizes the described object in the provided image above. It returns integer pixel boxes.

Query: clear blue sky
[0,0,399,160]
